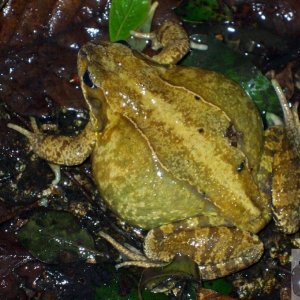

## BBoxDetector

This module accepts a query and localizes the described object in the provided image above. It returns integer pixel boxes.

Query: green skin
[7,21,300,279]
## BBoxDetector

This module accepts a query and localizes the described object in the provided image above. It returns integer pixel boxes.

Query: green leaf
[95,274,169,300]
[182,34,282,119]
[138,255,200,299]
[109,0,151,42]
[127,1,158,51]
[18,210,97,263]
[176,0,232,22]
[203,278,233,295]
[95,283,169,300]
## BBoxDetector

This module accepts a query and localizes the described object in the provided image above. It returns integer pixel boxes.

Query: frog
[7,20,300,280]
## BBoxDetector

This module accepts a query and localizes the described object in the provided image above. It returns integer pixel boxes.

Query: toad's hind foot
[271,79,300,157]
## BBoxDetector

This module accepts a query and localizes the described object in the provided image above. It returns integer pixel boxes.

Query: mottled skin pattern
[271,127,300,233]
[7,21,300,279]
[8,118,96,165]
[144,225,263,280]
[150,19,190,64]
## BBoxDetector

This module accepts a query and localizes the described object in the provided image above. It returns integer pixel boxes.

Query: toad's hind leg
[272,128,300,234]
[98,216,263,280]
[8,117,97,184]
[256,126,300,234]
[144,222,263,280]
[269,80,300,233]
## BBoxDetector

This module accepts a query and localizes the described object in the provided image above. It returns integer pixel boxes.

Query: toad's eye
[82,70,96,88]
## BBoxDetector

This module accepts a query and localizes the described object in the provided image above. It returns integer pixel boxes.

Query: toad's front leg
[8,117,97,184]
[131,20,190,64]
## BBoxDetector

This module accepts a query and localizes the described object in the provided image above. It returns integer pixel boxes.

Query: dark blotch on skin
[198,128,204,134]
[224,123,240,147]
[236,161,245,172]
